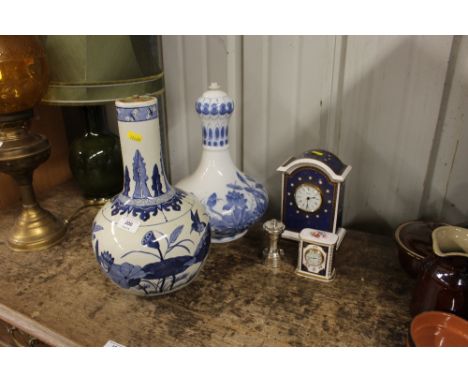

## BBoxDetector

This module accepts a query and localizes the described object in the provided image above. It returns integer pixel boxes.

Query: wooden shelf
[0,182,414,346]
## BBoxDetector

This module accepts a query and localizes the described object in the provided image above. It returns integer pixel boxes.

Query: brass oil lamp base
[8,202,67,252]
[0,110,67,252]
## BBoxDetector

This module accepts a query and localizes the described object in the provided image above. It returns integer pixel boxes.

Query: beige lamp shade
[41,36,164,105]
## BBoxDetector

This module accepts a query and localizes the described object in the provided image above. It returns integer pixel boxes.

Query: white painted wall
[421,36,468,225]
[163,35,468,234]
[162,35,242,181]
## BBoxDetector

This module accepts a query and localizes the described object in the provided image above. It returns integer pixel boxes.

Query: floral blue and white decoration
[110,149,186,221]
[116,104,158,122]
[93,96,211,296]
[205,172,268,241]
[176,83,268,243]
[94,226,210,294]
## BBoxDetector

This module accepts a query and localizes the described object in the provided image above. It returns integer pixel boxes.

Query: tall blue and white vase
[176,83,268,243]
[92,96,211,296]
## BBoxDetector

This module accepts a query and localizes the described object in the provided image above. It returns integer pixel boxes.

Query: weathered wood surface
[0,182,414,346]
[0,303,79,346]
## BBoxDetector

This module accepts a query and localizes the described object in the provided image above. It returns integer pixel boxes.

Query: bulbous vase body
[176,83,268,243]
[92,96,211,296]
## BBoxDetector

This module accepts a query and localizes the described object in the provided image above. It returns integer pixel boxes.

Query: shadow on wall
[263,36,460,236]
[441,182,468,226]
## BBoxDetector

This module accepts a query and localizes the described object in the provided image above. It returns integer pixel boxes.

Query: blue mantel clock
[277,149,351,246]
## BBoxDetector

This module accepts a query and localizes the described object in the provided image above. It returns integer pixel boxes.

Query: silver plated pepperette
[263,219,285,268]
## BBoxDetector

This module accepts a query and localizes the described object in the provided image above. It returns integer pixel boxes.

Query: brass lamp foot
[7,204,67,252]
[0,110,68,252]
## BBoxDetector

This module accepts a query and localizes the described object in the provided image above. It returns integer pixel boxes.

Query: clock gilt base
[296,268,336,283]
[282,227,347,248]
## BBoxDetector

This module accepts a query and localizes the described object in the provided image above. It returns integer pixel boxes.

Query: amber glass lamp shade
[0,36,48,114]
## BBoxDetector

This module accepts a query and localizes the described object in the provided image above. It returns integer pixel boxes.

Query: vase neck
[202,123,230,150]
[116,98,171,200]
[199,146,235,167]
[196,83,233,151]
[84,105,104,136]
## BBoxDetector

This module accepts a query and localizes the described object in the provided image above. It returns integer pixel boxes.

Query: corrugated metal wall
[163,35,467,234]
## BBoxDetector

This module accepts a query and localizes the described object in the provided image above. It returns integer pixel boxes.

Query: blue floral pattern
[195,101,234,116]
[116,105,158,122]
[202,125,229,147]
[132,150,151,199]
[94,96,211,297]
[110,190,186,222]
[190,210,207,234]
[92,222,103,239]
[205,172,268,240]
[94,224,210,295]
[196,93,232,148]
[110,150,186,221]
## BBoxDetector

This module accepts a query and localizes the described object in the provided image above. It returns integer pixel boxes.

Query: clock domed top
[277,148,351,183]
[301,149,347,176]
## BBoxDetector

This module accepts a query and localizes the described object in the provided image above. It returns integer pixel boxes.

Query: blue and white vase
[92,96,211,296]
[176,83,268,243]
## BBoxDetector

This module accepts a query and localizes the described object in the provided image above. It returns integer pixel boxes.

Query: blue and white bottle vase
[176,83,268,243]
[92,96,211,296]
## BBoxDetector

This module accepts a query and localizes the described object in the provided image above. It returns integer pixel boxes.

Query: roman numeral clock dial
[294,184,322,213]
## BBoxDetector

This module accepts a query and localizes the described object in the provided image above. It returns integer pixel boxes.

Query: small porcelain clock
[277,149,351,247]
[297,228,338,282]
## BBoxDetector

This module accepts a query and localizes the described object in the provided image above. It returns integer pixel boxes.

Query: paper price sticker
[117,216,140,233]
[104,340,125,347]
[127,130,142,142]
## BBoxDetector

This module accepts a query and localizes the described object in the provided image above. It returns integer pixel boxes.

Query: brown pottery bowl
[394,221,445,278]
[410,311,468,347]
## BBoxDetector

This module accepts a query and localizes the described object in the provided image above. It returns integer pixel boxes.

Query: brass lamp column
[0,36,67,251]
[0,111,66,251]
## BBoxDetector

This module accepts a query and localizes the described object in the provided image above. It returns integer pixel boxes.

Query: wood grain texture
[0,182,414,346]
[0,104,72,209]
[0,303,78,346]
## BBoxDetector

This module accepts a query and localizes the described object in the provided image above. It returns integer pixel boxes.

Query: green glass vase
[69,106,123,201]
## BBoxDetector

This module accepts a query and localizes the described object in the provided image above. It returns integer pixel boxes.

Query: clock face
[305,247,324,266]
[294,184,322,212]
[282,167,338,233]
[303,245,326,272]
